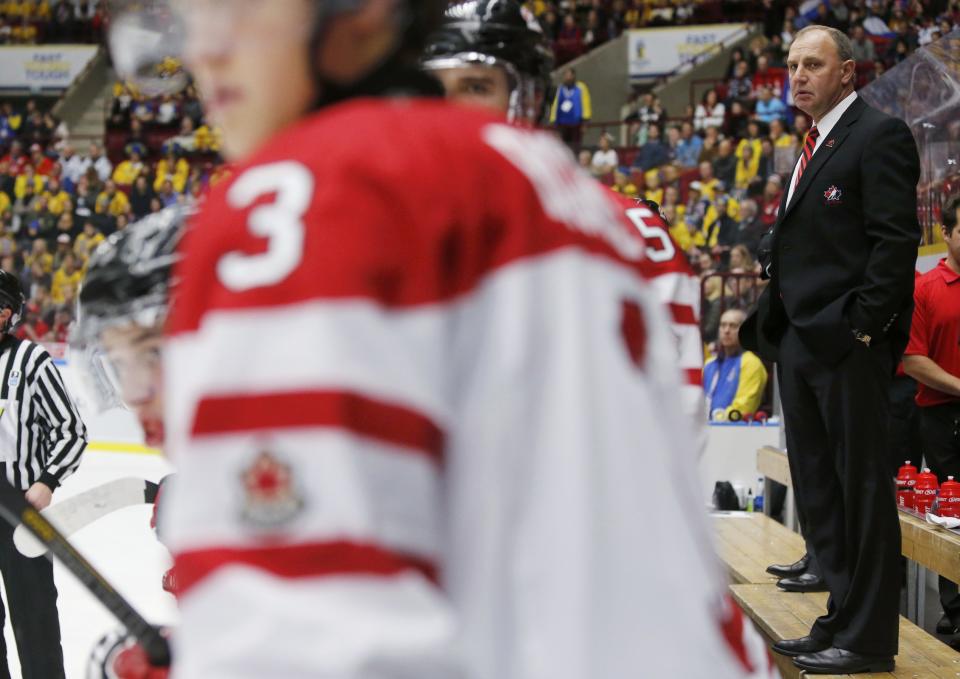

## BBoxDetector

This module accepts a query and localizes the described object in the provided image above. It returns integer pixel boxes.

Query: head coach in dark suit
[739,25,920,674]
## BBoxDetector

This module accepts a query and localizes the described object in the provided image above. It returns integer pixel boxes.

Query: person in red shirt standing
[29,144,54,176]
[903,193,960,638]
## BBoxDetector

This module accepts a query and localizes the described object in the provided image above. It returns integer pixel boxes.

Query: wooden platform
[732,584,960,679]
[754,446,960,584]
[713,512,805,584]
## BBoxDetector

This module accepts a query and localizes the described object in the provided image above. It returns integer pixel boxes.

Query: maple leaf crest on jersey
[163,99,756,679]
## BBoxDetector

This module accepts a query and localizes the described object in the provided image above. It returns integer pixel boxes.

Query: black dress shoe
[937,614,960,635]
[766,554,810,578]
[771,635,831,658]
[777,572,828,592]
[793,647,894,674]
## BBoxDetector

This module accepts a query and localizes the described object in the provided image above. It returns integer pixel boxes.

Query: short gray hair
[794,24,855,63]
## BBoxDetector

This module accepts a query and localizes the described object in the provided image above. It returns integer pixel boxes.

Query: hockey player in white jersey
[105,0,775,677]
[423,1,708,456]
[424,1,769,675]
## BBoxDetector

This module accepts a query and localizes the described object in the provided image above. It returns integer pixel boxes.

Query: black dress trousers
[777,325,901,656]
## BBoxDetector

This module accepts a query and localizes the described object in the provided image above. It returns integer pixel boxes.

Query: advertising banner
[0,46,99,91]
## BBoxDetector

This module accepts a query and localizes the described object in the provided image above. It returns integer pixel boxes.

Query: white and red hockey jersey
[164,99,773,679]
[610,192,706,453]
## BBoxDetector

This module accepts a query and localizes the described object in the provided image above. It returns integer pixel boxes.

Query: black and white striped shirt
[0,335,86,491]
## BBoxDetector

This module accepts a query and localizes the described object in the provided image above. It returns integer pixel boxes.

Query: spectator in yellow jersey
[95,180,130,218]
[34,0,51,20]
[153,145,190,193]
[112,147,145,189]
[24,238,52,275]
[0,190,9,220]
[11,16,38,43]
[734,144,759,192]
[703,308,768,421]
[194,123,222,152]
[74,221,104,263]
[696,161,721,200]
[50,252,82,305]
[43,177,71,216]
[14,164,44,200]
[644,171,664,206]
[610,170,638,198]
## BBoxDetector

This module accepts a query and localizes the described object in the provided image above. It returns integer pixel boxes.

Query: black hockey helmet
[423,0,555,122]
[76,207,184,330]
[0,269,25,333]
[72,206,187,412]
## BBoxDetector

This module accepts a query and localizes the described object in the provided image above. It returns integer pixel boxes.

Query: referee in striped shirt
[0,270,86,679]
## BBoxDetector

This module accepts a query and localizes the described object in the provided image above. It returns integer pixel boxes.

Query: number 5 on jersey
[624,206,676,263]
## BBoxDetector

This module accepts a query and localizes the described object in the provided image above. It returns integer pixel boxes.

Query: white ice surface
[0,448,177,679]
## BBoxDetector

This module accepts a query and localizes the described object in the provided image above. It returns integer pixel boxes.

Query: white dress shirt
[785,90,858,207]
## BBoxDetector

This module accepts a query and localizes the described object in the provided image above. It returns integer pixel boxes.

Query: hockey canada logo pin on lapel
[823,185,842,204]
[824,139,835,148]
[240,450,304,527]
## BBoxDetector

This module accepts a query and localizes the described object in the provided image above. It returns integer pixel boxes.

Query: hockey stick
[14,477,160,558]
[0,476,171,666]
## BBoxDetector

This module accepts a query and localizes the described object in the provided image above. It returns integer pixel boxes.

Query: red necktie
[793,125,819,189]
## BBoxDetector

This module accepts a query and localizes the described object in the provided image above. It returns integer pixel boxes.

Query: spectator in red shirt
[759,174,783,228]
[903,194,960,636]
[1,141,28,175]
[47,305,73,343]
[751,55,785,98]
[15,303,49,342]
[555,14,583,64]
[29,144,54,176]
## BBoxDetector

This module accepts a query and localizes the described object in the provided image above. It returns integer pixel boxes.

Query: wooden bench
[754,446,960,625]
[732,584,960,679]
[900,510,960,586]
[713,512,804,584]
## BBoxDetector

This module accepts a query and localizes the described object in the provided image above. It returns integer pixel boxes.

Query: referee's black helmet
[0,270,25,332]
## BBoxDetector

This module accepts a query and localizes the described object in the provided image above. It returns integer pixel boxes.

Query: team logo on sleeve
[8,370,20,388]
[240,450,304,527]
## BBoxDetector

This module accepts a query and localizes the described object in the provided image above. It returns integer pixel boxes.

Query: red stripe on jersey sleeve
[685,368,704,386]
[168,103,656,336]
[668,303,697,325]
[175,540,439,596]
[191,390,444,463]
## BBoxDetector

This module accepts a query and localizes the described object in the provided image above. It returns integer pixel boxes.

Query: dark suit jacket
[740,96,920,367]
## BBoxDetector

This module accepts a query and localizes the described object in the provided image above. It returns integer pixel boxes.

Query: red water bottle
[896,461,918,510]
[939,476,960,518]
[914,468,939,515]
